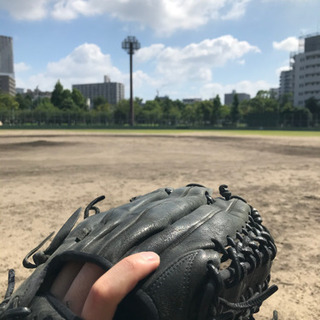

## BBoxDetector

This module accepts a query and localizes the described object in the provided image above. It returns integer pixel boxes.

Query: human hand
[50,252,160,320]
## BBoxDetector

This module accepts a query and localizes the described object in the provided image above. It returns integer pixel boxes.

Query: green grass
[42,128,320,137]
[63,127,319,136]
[1,127,320,137]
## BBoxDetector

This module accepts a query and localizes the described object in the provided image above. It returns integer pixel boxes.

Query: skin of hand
[50,252,160,320]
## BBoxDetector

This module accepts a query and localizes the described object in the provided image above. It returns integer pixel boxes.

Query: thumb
[81,252,160,320]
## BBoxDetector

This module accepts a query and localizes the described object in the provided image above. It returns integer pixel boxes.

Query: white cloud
[0,0,252,34]
[51,0,99,20]
[135,44,165,63]
[46,43,120,79]
[16,36,260,100]
[262,0,315,2]
[136,35,260,85]
[276,65,292,76]
[201,80,273,101]
[14,62,31,72]
[221,0,251,20]
[0,0,48,20]
[273,37,299,52]
[50,0,252,33]
[16,43,125,91]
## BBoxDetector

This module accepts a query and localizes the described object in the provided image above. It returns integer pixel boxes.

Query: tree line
[0,81,319,128]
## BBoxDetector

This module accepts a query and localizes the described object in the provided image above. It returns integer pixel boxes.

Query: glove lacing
[197,186,278,320]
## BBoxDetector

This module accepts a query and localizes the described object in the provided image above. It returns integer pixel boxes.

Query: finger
[81,251,160,320]
[50,262,84,300]
[62,263,105,316]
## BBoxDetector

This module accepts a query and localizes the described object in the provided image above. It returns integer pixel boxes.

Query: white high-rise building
[292,34,320,107]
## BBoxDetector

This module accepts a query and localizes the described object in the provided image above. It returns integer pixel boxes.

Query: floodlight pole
[122,36,140,126]
[129,45,133,125]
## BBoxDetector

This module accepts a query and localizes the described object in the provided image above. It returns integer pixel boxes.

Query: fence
[0,109,319,129]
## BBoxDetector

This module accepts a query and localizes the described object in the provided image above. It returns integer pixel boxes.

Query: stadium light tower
[122,36,141,126]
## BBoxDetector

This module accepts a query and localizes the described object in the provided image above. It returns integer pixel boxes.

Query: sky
[1,0,320,103]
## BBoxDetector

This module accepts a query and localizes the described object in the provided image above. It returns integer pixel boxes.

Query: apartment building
[279,70,293,99]
[224,90,250,106]
[73,76,125,107]
[292,34,320,107]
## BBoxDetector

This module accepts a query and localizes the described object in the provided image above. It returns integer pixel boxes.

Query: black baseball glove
[0,184,277,320]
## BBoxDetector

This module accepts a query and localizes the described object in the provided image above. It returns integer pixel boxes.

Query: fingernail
[140,251,159,262]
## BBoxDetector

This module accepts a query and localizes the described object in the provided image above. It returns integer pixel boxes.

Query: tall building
[72,76,125,107]
[279,69,293,99]
[0,75,15,95]
[0,35,15,95]
[292,34,320,107]
[224,90,250,106]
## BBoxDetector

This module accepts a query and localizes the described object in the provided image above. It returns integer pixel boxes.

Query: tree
[34,98,57,111]
[60,96,77,111]
[305,97,320,115]
[135,97,143,106]
[0,93,19,111]
[182,104,198,126]
[62,89,72,101]
[220,104,231,119]
[0,93,19,124]
[72,88,87,110]
[114,100,130,124]
[255,90,270,99]
[51,81,64,108]
[94,102,111,112]
[93,96,107,110]
[140,100,162,124]
[264,98,278,113]
[230,94,240,125]
[239,99,250,117]
[197,101,212,125]
[293,107,312,127]
[212,95,222,125]
[167,105,181,125]
[15,93,33,110]
[248,91,278,113]
[241,91,282,127]
[156,96,176,125]
[156,96,172,114]
[172,99,185,112]
[279,93,293,111]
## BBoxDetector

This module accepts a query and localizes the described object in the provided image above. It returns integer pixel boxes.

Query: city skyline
[1,0,320,101]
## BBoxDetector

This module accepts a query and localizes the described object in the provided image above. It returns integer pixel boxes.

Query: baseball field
[0,129,319,319]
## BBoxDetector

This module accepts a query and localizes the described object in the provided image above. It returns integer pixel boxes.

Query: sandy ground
[0,130,319,319]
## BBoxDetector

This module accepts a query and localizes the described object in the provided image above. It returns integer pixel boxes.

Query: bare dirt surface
[0,130,319,319]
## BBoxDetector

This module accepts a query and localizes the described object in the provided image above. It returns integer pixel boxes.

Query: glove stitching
[148,252,198,295]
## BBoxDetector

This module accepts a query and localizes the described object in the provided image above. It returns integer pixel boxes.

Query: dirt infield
[0,130,319,319]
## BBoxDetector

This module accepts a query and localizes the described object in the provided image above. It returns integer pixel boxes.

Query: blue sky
[1,0,320,102]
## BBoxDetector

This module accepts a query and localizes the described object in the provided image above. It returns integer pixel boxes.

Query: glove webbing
[198,204,277,320]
